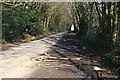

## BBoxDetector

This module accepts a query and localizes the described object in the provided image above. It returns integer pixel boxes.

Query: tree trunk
[116,2,120,48]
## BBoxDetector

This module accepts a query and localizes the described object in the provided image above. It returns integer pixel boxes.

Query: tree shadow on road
[30,32,92,78]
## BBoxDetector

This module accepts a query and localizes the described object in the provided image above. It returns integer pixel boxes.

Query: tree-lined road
[1,2,120,79]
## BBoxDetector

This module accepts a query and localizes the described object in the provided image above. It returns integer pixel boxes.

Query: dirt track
[0,32,89,79]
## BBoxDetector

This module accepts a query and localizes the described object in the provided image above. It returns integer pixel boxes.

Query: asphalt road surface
[0,32,89,79]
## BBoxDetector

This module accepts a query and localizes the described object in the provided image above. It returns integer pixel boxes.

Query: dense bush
[77,35,112,54]
[2,3,71,42]
[73,2,120,75]
[73,2,120,54]
[2,3,41,41]
[102,49,120,75]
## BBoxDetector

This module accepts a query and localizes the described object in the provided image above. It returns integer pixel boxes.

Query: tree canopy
[2,2,72,42]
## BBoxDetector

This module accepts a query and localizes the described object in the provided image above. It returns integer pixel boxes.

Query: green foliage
[2,3,42,41]
[78,35,110,54]
[102,49,120,75]
[72,3,120,76]
[2,2,71,42]
[72,2,119,54]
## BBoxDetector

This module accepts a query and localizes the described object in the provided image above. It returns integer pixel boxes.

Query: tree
[71,2,120,53]
[2,2,72,42]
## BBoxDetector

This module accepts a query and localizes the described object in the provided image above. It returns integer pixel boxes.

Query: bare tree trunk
[117,22,120,38]
[95,2,101,23]
[116,2,120,49]
[112,2,116,34]
[116,22,120,48]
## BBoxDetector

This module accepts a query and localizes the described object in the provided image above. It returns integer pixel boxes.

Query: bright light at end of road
[71,24,74,31]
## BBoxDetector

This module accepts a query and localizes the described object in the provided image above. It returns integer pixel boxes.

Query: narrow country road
[0,32,89,79]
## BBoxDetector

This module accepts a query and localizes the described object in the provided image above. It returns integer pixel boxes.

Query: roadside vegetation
[1,2,120,76]
[2,2,71,42]
[71,2,120,75]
